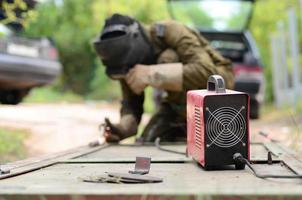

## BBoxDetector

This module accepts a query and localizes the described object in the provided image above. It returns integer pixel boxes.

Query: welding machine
[187,75,250,170]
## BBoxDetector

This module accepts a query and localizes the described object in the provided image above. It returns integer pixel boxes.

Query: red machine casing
[187,75,250,169]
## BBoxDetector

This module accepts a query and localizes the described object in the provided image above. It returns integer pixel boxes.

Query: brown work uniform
[119,20,234,142]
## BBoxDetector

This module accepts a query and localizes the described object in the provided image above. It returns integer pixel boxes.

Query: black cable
[155,138,186,156]
[155,141,302,178]
[233,153,302,179]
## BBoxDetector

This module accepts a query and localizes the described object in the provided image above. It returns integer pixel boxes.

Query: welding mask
[93,14,154,79]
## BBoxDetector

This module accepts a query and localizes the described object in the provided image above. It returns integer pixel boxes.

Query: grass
[0,128,29,163]
[296,101,302,114]
[260,103,302,158]
[24,86,83,103]
[24,84,157,114]
[24,84,120,104]
[143,87,156,113]
[260,102,302,121]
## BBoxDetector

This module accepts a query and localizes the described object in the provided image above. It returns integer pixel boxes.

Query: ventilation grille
[205,106,246,148]
[194,105,202,149]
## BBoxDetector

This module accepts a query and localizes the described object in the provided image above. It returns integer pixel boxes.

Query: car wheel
[0,89,29,105]
[250,99,260,119]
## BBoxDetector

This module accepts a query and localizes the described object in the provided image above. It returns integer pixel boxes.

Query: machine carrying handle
[207,75,226,93]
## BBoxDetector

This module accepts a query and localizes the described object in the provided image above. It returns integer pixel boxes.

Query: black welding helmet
[94,14,155,78]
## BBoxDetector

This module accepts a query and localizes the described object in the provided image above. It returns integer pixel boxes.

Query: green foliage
[0,0,37,26]
[143,87,156,113]
[23,0,169,99]
[167,1,213,28]
[296,101,302,114]
[92,0,169,25]
[24,86,83,103]
[227,3,252,30]
[24,0,98,95]
[250,0,299,102]
[0,128,28,163]
[87,64,121,101]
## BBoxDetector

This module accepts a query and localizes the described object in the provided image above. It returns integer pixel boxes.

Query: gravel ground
[0,103,301,158]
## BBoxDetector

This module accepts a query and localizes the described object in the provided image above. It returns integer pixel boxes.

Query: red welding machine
[187,75,250,170]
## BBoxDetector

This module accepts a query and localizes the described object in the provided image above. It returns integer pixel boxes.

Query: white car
[0,24,62,104]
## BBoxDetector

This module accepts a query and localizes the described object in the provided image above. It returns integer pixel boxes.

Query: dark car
[168,0,264,119]
[0,24,62,105]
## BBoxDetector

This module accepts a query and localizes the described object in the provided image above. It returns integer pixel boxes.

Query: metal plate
[0,143,301,198]
[0,162,301,196]
[70,144,189,163]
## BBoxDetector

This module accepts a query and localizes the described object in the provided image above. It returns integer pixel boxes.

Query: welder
[93,13,234,143]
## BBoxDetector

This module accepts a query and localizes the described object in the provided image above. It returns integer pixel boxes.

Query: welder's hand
[126,64,150,95]
[126,63,183,94]
[103,116,138,143]
[103,118,124,143]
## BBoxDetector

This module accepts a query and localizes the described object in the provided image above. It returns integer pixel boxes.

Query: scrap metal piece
[0,166,10,175]
[268,151,273,165]
[80,175,120,184]
[88,123,106,147]
[80,157,161,184]
[129,157,151,175]
[107,172,163,183]
[80,175,142,184]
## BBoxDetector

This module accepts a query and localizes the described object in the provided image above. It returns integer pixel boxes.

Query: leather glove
[125,64,150,95]
[126,63,183,95]
[104,115,138,143]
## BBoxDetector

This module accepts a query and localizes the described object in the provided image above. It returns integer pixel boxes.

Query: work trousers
[140,103,186,142]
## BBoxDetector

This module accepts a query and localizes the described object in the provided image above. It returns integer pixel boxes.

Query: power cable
[233,153,302,179]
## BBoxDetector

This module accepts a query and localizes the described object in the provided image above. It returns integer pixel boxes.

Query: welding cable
[233,153,302,179]
[155,138,186,156]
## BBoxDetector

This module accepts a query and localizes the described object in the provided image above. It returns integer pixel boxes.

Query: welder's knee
[141,114,186,143]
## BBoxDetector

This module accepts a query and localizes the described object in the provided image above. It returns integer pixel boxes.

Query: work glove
[103,115,138,143]
[125,63,183,95]
[125,64,150,95]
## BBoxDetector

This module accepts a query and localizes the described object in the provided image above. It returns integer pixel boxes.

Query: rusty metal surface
[264,143,302,176]
[128,157,151,175]
[0,162,301,196]
[70,144,189,163]
[0,143,301,197]
[0,144,108,180]
[2,195,302,200]
[67,143,275,163]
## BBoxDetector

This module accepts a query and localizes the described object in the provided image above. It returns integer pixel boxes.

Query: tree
[24,0,98,94]
[166,1,213,28]
[0,0,37,30]
[23,0,170,97]
[250,0,299,102]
